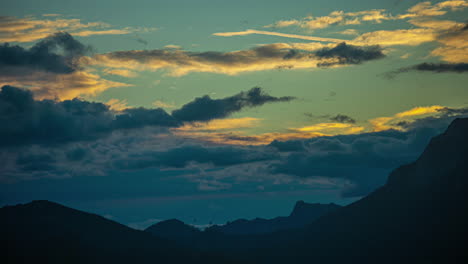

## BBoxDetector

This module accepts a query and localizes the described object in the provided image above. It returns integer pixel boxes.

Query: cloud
[0,85,298,147]
[89,41,385,76]
[152,100,176,109]
[270,109,468,197]
[215,1,467,50]
[213,29,346,43]
[265,9,391,30]
[386,62,468,77]
[314,42,385,66]
[175,117,261,131]
[113,145,277,170]
[337,29,359,36]
[329,114,356,124]
[174,121,365,146]
[262,1,467,31]
[430,23,468,62]
[106,98,129,111]
[0,15,155,43]
[171,87,295,122]
[398,0,468,19]
[0,32,89,74]
[0,32,129,99]
[213,28,435,47]
[0,85,178,146]
[103,68,138,77]
[2,95,468,198]
[164,44,182,49]
[369,105,446,131]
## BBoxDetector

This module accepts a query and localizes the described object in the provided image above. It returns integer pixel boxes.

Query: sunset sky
[1,0,467,229]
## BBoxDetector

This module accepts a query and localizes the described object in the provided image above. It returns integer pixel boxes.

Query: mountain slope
[252,117,468,263]
[145,218,201,241]
[0,200,236,264]
[205,201,341,235]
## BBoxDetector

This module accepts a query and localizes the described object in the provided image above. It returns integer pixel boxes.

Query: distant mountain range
[144,201,341,243]
[2,117,468,263]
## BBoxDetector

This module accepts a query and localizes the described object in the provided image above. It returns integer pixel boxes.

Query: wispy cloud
[370,105,446,131]
[213,29,346,43]
[264,9,391,30]
[0,15,155,43]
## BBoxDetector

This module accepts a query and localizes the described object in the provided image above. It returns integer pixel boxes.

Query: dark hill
[205,201,341,235]
[0,200,236,264]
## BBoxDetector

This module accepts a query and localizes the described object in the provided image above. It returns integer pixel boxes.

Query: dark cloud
[172,87,295,122]
[113,145,277,170]
[113,108,179,129]
[0,85,296,146]
[269,111,468,197]
[386,63,468,78]
[16,152,57,172]
[315,42,385,67]
[329,114,356,124]
[0,85,178,146]
[0,32,89,74]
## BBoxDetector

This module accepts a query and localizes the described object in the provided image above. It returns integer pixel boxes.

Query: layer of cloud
[0,15,155,43]
[213,1,468,57]
[263,0,468,31]
[2,93,467,199]
[265,9,391,30]
[0,32,129,99]
[88,42,385,76]
[0,85,295,146]
[0,85,178,146]
[172,87,294,122]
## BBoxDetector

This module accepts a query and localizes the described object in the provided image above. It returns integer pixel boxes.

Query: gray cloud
[172,87,295,122]
[0,85,178,146]
[0,85,295,146]
[0,32,89,74]
[315,42,385,67]
[329,114,356,124]
[113,145,278,170]
[386,63,468,78]
[269,110,468,197]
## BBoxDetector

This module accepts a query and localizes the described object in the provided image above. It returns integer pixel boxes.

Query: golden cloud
[0,70,130,100]
[0,15,155,43]
[370,105,446,132]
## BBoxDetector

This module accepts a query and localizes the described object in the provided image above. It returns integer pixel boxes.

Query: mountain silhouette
[143,201,341,248]
[145,218,201,242]
[0,200,236,264]
[204,201,341,235]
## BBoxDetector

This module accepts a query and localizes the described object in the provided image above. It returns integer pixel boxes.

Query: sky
[1,0,467,229]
